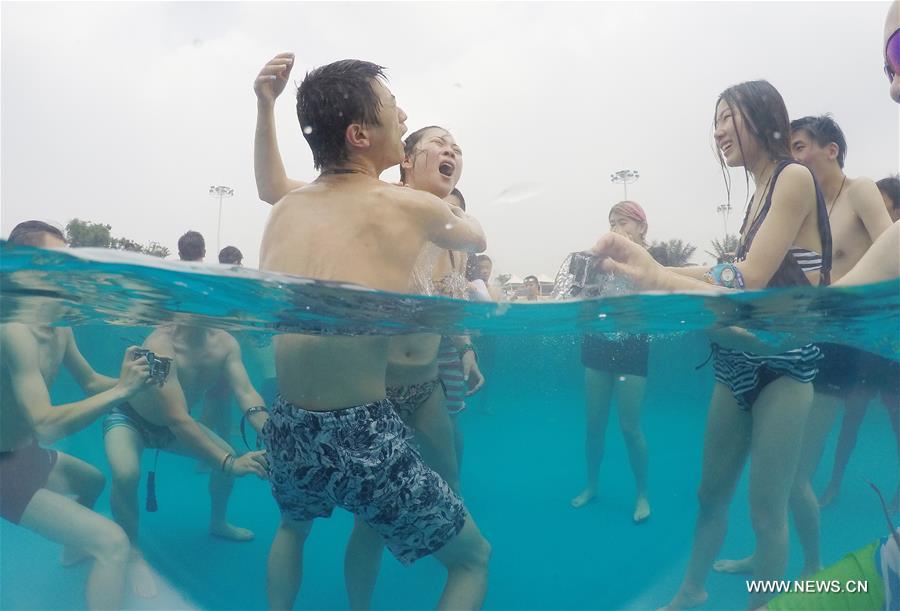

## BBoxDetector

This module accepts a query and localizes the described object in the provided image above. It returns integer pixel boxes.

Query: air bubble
[445,223,453,230]
[618,376,626,382]
[597,313,607,319]
[303,126,313,135]
[773,131,781,140]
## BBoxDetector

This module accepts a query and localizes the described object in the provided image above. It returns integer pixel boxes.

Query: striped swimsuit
[712,160,833,410]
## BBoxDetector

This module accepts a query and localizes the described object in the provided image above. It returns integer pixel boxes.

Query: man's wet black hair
[296,59,387,170]
[7,220,65,247]
[790,114,848,168]
[218,245,243,265]
[876,174,900,210]
[399,126,446,183]
[178,230,206,262]
[715,80,792,208]
[523,275,539,283]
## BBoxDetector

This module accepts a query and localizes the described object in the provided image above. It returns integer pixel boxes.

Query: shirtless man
[714,114,892,577]
[103,324,268,598]
[257,58,490,610]
[1,220,151,610]
[254,53,486,608]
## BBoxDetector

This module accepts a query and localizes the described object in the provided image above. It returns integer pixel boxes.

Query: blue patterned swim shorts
[262,395,466,565]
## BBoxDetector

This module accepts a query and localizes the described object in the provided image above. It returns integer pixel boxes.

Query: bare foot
[818,482,839,507]
[570,488,596,509]
[60,546,90,567]
[658,588,708,610]
[129,554,158,599]
[210,522,254,541]
[713,555,754,574]
[633,496,651,523]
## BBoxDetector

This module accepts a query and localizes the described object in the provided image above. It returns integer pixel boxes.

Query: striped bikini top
[735,160,833,288]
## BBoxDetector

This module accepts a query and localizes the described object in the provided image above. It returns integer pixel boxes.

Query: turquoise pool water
[0,244,896,609]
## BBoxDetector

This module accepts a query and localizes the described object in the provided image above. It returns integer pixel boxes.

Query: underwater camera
[132,348,172,385]
[551,251,612,299]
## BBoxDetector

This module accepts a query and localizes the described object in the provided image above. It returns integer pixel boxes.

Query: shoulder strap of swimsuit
[736,159,793,261]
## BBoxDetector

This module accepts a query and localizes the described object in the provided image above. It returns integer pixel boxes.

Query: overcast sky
[2,1,897,278]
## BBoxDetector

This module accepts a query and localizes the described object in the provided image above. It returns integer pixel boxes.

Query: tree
[109,236,143,252]
[66,218,170,258]
[648,239,697,267]
[706,234,740,264]
[66,219,111,248]
[142,242,170,258]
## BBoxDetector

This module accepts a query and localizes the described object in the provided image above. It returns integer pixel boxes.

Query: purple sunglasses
[886,27,900,82]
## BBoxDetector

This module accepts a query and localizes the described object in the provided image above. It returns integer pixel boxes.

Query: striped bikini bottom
[711,343,822,410]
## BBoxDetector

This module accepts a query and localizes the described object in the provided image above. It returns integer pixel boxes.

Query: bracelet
[221,452,232,472]
[241,406,269,450]
[225,454,236,474]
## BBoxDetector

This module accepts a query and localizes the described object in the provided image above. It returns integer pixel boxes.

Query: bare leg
[452,415,464,475]
[104,425,157,598]
[616,374,650,522]
[820,391,869,507]
[883,389,900,512]
[345,517,385,610]
[572,368,614,508]
[746,377,813,609]
[267,518,312,611]
[408,385,460,492]
[432,515,492,610]
[45,452,106,566]
[168,423,253,541]
[20,487,130,611]
[663,384,751,610]
[196,380,231,473]
[789,392,839,575]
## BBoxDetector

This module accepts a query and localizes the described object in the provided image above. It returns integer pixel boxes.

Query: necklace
[321,167,365,176]
[826,175,847,219]
[742,166,776,235]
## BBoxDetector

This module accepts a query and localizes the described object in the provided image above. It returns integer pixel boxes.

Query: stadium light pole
[610,169,640,200]
[208,185,234,254]
[716,202,733,242]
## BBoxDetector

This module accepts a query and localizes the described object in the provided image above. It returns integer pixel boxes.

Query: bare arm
[62,330,118,395]
[2,326,150,443]
[222,339,268,432]
[735,164,817,289]
[849,178,893,243]
[668,266,710,280]
[411,190,487,253]
[254,53,307,204]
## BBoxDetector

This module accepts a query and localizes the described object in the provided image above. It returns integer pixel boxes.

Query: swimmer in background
[571,201,654,524]
[818,175,900,514]
[103,322,268,598]
[1,220,153,610]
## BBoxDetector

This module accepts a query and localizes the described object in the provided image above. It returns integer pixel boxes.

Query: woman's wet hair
[177,230,206,262]
[7,220,65,247]
[876,173,900,210]
[790,114,848,168]
[296,60,387,170]
[715,80,792,206]
[400,125,447,182]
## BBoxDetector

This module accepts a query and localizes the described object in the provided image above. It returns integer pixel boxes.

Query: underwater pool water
[0,245,896,609]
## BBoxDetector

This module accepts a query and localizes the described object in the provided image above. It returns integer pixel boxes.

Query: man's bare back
[260,175,484,410]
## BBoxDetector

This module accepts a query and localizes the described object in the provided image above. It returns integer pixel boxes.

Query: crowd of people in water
[2,2,900,610]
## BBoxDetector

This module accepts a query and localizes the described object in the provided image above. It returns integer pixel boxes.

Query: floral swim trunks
[262,394,466,565]
[386,378,442,421]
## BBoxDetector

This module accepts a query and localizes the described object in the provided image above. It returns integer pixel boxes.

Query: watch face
[721,268,735,284]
